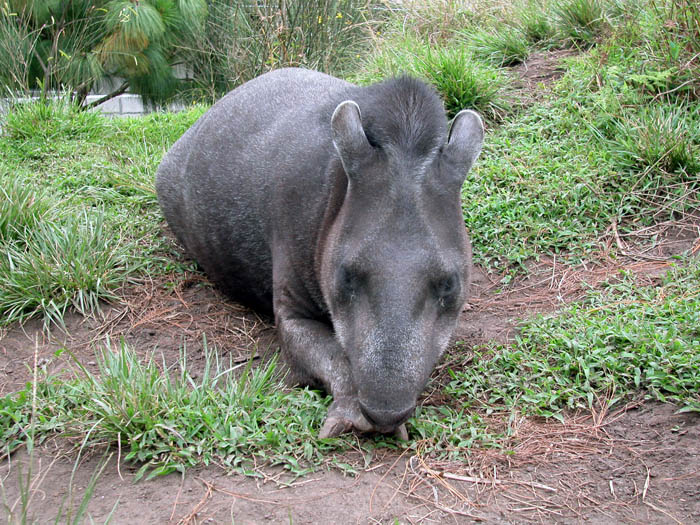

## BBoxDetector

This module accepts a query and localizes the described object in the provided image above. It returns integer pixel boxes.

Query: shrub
[181,0,379,101]
[0,0,207,106]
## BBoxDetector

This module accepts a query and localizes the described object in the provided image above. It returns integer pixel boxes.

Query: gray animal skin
[156,68,484,439]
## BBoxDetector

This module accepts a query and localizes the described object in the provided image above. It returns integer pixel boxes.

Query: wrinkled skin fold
[156,68,484,438]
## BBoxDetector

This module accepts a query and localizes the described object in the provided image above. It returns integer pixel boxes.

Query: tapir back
[156,68,352,312]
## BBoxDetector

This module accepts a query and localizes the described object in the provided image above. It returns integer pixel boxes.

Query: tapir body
[156,68,484,438]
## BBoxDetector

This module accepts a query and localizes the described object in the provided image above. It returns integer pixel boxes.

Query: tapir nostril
[359,402,415,428]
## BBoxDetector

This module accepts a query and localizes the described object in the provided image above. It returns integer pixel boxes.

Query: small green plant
[607,104,700,176]
[417,47,511,120]
[0,178,54,243]
[515,0,556,44]
[3,97,105,142]
[358,39,511,121]
[0,210,133,329]
[0,340,508,478]
[554,0,608,47]
[467,27,531,66]
[447,260,700,417]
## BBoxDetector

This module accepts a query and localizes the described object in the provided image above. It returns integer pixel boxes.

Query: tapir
[156,68,484,439]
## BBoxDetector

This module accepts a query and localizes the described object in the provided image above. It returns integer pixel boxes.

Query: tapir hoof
[319,416,353,439]
[319,399,374,438]
[394,423,409,441]
[319,418,409,440]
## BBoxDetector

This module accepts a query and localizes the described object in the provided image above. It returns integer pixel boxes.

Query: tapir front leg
[276,314,373,438]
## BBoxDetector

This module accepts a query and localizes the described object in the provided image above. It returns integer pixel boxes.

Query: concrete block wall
[87,94,185,116]
[1,93,185,120]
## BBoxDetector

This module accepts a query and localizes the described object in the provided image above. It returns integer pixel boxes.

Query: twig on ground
[177,477,213,525]
[642,465,651,501]
[612,219,671,261]
[170,472,186,522]
[369,445,411,514]
[643,500,685,525]
[660,470,700,482]
[439,472,558,493]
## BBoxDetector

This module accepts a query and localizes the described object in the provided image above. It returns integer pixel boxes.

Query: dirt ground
[2,51,700,523]
[1,398,699,524]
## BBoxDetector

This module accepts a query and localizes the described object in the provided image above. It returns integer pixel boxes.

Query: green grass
[553,0,608,47]
[0,379,119,524]
[2,260,698,475]
[0,340,496,478]
[461,42,699,269]
[514,0,557,44]
[0,211,133,329]
[467,27,531,66]
[355,37,512,121]
[463,93,613,269]
[601,103,700,177]
[1,343,362,478]
[2,97,106,142]
[447,259,700,417]
[0,99,206,328]
[0,178,53,243]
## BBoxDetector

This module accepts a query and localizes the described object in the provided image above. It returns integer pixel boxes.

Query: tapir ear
[331,100,372,174]
[443,109,484,175]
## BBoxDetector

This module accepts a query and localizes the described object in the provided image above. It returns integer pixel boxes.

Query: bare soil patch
[2,400,698,523]
[509,48,581,101]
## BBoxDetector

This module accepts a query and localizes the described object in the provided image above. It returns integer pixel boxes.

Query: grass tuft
[606,104,700,177]
[2,341,339,478]
[3,97,105,142]
[0,178,54,243]
[418,47,512,120]
[467,27,531,66]
[515,0,557,44]
[357,39,511,121]
[554,0,608,47]
[0,211,133,329]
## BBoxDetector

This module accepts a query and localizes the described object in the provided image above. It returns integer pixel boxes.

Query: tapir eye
[336,265,365,303]
[433,274,460,308]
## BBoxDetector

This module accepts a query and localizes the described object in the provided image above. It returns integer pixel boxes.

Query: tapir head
[320,84,484,433]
